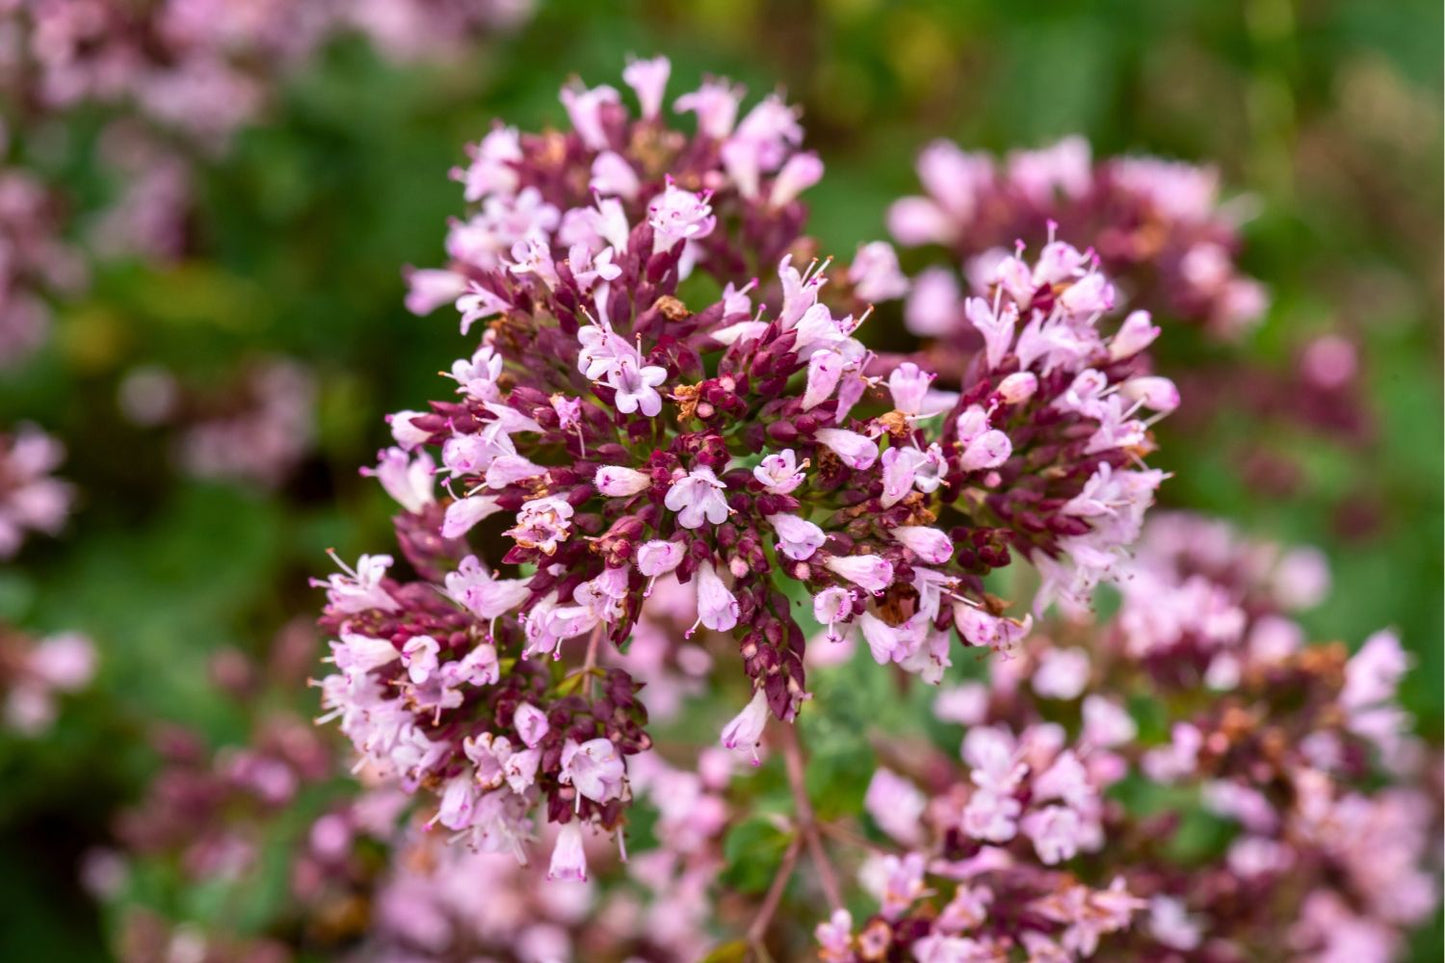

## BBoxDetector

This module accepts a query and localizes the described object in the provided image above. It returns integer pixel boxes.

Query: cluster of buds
[0,422,74,558]
[0,626,94,735]
[119,357,318,489]
[889,136,1268,353]
[317,59,1178,876]
[817,513,1437,961]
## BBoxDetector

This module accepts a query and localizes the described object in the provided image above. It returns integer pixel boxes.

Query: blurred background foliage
[0,0,1439,958]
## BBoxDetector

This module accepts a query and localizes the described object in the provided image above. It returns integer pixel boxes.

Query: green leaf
[720,817,791,895]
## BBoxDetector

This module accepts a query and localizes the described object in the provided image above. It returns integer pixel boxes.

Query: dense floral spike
[0,423,75,558]
[890,137,1268,350]
[821,513,1439,962]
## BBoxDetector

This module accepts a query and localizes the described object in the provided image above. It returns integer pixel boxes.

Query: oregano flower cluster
[314,58,1178,880]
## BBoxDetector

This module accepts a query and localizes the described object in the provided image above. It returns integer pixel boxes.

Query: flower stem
[747,835,801,958]
[778,720,845,913]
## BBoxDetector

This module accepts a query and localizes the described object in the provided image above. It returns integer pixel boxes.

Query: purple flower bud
[594,465,652,497]
[1109,309,1160,360]
[1121,376,1180,413]
[514,702,549,748]
[892,525,953,564]
[959,429,1013,472]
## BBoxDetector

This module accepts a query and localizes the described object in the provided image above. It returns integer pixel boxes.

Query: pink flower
[589,151,640,199]
[1032,647,1091,700]
[514,702,549,748]
[962,788,1021,842]
[608,354,668,417]
[694,561,739,633]
[953,606,1031,654]
[771,151,824,206]
[720,689,770,764]
[363,447,435,514]
[547,823,589,881]
[456,281,509,334]
[444,555,531,622]
[673,79,744,138]
[504,495,575,555]
[560,737,626,805]
[664,467,730,529]
[647,179,715,250]
[767,513,826,561]
[813,586,855,643]
[637,539,685,576]
[905,267,962,336]
[441,494,502,539]
[753,449,806,494]
[848,241,909,302]
[865,768,927,845]
[887,362,935,416]
[404,268,466,315]
[824,554,895,594]
[558,81,620,150]
[892,525,953,564]
[814,428,878,470]
[622,55,670,119]
[1108,310,1160,360]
